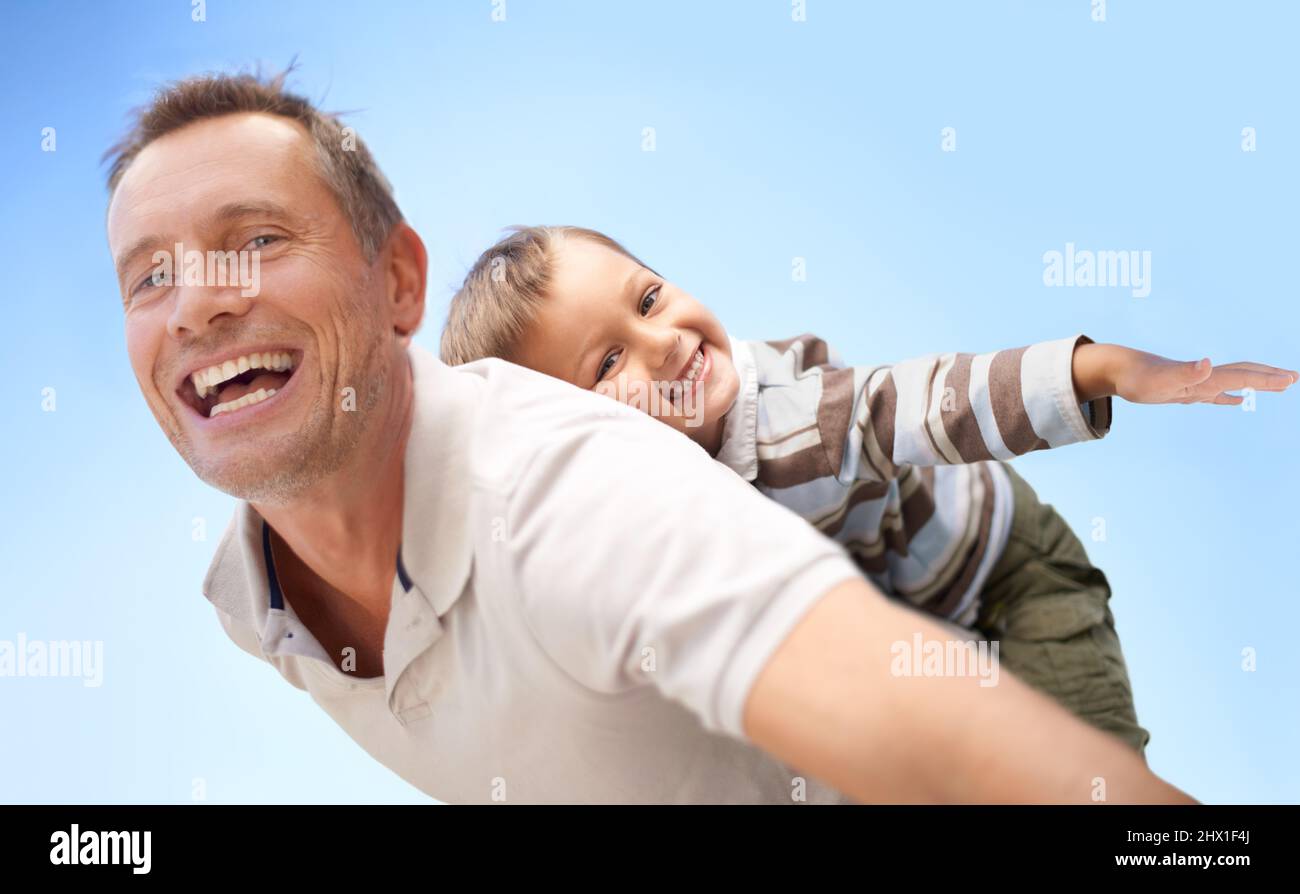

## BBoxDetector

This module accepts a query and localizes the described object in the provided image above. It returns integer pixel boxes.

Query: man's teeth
[209,387,278,418]
[191,351,294,399]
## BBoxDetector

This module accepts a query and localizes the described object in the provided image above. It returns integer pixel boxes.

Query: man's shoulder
[446,356,706,487]
[452,355,609,418]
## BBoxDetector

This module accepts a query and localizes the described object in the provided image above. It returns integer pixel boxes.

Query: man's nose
[166,283,253,340]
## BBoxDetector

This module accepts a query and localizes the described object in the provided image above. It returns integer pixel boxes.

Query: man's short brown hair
[103,66,402,260]
[440,225,652,367]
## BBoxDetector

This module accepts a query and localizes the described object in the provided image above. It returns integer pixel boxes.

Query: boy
[440,225,1297,755]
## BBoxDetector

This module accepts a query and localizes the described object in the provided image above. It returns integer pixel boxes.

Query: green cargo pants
[971,461,1151,757]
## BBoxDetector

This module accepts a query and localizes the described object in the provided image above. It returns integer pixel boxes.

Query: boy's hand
[1073,342,1299,406]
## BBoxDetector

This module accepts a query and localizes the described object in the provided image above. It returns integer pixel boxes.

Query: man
[104,71,1193,804]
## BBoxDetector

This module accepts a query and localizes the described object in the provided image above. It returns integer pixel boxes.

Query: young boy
[439,225,1297,756]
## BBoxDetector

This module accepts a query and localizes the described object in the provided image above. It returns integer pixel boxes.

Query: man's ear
[384,222,427,347]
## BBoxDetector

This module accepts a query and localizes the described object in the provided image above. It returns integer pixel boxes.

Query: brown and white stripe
[720,333,1111,624]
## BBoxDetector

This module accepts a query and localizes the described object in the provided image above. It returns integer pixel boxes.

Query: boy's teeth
[684,348,704,381]
[191,351,295,399]
[658,349,706,403]
[209,387,278,418]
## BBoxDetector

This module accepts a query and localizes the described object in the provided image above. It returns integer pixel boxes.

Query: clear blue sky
[1,1,1296,803]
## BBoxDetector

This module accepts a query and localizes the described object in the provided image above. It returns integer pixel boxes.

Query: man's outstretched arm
[502,390,1194,803]
[744,578,1196,804]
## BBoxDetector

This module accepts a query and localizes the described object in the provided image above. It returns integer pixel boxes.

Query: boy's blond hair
[440,225,652,366]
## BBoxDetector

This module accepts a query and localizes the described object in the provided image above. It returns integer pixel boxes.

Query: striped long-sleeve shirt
[713,333,1112,626]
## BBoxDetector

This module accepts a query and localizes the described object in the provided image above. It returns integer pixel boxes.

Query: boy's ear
[385,222,427,346]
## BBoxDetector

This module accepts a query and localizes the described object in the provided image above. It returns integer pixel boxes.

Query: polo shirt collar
[394,341,476,618]
[712,336,760,482]
[202,341,476,664]
[259,517,415,612]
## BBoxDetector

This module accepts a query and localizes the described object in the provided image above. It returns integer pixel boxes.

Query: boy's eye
[596,350,621,383]
[639,286,660,316]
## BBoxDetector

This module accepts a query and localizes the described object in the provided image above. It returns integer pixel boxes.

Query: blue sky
[1,1,1296,803]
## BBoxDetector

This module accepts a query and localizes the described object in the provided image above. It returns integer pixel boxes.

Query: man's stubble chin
[175,335,390,505]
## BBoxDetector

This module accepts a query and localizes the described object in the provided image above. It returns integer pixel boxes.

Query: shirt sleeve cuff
[1022,334,1113,446]
[714,553,863,742]
[1072,335,1112,439]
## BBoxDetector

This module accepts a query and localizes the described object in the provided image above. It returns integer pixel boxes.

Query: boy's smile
[510,237,740,454]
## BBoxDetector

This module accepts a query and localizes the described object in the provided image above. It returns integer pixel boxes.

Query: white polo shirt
[202,342,862,803]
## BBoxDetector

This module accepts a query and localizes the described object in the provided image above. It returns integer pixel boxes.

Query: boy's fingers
[1182,357,1213,383]
[1217,361,1299,379]
[1208,368,1297,392]
[1209,392,1244,406]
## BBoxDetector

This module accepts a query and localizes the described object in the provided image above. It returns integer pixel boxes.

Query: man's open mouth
[178,349,301,419]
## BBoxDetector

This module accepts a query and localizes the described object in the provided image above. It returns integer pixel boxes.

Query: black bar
[0,805,1285,879]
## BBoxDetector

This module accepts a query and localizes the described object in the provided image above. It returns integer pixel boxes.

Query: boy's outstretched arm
[743,576,1198,804]
[1071,342,1297,405]
[770,334,1297,483]
[770,333,1115,483]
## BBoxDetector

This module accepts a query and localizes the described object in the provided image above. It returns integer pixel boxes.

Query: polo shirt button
[395,701,431,724]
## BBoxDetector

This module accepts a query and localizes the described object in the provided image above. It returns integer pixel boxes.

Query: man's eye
[639,286,660,316]
[134,268,168,294]
[246,234,281,250]
[596,350,621,383]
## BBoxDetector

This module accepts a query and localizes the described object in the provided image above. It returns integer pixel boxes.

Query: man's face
[107,112,394,503]
[512,237,740,453]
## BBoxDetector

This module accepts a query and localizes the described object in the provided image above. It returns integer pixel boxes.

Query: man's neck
[253,350,415,617]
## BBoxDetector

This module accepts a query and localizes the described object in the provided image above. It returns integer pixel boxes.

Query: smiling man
[104,71,1194,804]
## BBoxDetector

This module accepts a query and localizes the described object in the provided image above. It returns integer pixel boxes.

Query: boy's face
[512,237,740,453]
